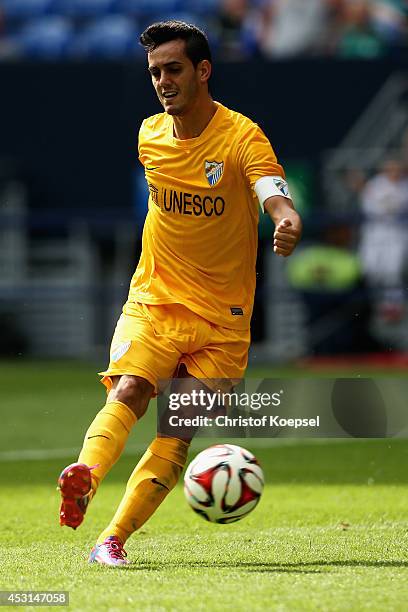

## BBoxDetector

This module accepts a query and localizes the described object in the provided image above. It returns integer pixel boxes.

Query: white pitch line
[0,438,350,462]
[0,445,146,462]
[0,448,82,462]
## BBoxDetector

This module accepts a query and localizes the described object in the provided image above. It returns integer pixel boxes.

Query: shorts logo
[111,340,131,362]
[273,177,289,197]
[205,160,224,186]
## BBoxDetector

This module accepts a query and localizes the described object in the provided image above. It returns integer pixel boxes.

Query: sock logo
[111,340,131,362]
[152,478,170,491]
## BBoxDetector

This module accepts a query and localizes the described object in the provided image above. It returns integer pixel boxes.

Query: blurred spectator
[258,0,329,58]
[371,0,408,48]
[358,157,408,319]
[213,0,260,59]
[0,2,20,58]
[0,0,406,59]
[334,0,387,58]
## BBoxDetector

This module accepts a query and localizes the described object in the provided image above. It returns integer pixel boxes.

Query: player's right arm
[236,119,302,257]
[264,196,302,257]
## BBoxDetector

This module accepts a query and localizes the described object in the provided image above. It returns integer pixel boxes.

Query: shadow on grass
[118,559,408,574]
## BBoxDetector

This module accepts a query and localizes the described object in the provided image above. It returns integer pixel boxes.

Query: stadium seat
[71,15,139,58]
[51,0,116,19]
[1,0,54,19]
[116,0,185,18]
[187,0,220,17]
[17,16,73,58]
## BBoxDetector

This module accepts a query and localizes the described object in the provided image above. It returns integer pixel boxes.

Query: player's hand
[273,217,301,257]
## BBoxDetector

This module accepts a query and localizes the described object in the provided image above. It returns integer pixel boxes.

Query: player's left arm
[264,195,302,257]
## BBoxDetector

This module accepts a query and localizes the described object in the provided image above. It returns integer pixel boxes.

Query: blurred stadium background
[1,5,408,606]
[0,0,408,365]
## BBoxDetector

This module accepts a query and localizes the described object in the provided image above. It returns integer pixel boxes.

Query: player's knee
[109,375,153,419]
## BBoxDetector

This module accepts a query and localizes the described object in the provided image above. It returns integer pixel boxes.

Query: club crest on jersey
[273,177,289,197]
[205,160,224,186]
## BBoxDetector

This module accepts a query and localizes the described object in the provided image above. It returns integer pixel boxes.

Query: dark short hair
[140,20,212,68]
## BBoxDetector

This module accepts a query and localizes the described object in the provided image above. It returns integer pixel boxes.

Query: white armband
[254,176,292,212]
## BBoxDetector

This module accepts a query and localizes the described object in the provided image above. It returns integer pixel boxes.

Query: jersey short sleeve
[236,122,285,191]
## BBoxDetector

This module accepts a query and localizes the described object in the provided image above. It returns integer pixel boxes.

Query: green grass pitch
[1,361,408,611]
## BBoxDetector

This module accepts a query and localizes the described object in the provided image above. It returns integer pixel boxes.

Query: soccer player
[57,20,302,566]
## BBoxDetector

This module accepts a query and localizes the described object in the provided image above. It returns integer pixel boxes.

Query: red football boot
[58,462,93,529]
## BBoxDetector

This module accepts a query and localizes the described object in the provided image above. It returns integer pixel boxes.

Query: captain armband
[254,176,292,212]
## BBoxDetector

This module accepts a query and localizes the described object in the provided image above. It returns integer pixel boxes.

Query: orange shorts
[99,301,250,393]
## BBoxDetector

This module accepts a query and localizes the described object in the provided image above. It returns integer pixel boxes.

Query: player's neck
[172,96,217,140]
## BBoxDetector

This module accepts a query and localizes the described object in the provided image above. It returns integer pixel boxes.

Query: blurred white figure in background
[259,0,328,58]
[359,158,408,319]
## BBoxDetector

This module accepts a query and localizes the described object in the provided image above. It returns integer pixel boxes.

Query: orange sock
[97,436,189,544]
[78,400,136,495]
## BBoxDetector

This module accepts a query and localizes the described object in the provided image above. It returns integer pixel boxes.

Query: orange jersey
[129,102,285,330]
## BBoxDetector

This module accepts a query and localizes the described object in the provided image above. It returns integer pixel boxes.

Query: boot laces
[106,538,127,561]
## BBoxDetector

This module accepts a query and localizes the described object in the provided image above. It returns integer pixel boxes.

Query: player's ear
[198,60,212,84]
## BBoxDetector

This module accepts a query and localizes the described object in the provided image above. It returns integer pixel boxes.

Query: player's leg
[78,374,153,490]
[89,435,190,565]
[90,310,249,565]
[58,302,181,530]
[87,305,249,566]
[58,374,153,529]
[91,365,200,557]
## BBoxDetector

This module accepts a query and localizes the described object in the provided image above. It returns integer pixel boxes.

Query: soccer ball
[183,444,264,524]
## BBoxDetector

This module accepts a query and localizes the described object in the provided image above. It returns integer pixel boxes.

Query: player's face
[148,39,204,116]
